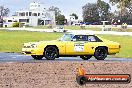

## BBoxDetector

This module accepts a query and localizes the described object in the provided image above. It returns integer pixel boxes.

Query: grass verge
[98,35,132,58]
[0,30,63,52]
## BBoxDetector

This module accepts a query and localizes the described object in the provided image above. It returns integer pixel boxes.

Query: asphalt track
[0,52,132,63]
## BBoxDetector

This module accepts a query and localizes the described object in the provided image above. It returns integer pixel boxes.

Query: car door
[84,35,98,54]
[65,35,90,55]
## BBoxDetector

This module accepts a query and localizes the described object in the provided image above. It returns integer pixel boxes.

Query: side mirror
[72,39,76,41]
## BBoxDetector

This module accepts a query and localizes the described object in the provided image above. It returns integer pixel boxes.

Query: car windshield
[58,27,64,29]
[60,34,74,41]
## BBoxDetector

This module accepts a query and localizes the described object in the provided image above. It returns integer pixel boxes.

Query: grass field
[0,30,132,58]
[0,30,63,52]
[99,35,132,58]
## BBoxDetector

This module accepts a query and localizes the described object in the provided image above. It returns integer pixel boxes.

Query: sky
[0,0,117,20]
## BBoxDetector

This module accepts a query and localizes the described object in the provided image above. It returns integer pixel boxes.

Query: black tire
[94,47,107,60]
[44,46,58,60]
[53,30,56,32]
[80,55,92,60]
[31,55,43,60]
[76,76,87,85]
[63,30,67,32]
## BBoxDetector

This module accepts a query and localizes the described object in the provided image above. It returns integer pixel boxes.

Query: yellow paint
[22,36,120,56]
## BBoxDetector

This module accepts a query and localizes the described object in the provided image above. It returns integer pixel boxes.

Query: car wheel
[94,47,107,60]
[76,76,87,85]
[63,30,66,32]
[31,55,43,60]
[44,46,58,60]
[53,30,56,32]
[80,55,92,60]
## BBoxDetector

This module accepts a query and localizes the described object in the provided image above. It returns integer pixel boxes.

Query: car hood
[24,40,58,45]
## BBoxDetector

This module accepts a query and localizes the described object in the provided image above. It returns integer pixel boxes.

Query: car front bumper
[22,48,43,55]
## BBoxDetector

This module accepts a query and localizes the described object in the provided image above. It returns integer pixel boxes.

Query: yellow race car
[22,33,121,60]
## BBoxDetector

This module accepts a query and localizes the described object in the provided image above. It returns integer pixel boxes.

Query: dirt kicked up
[0,61,132,88]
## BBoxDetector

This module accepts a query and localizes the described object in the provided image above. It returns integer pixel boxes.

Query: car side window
[59,27,63,29]
[71,35,102,42]
[88,36,96,42]
[73,35,88,41]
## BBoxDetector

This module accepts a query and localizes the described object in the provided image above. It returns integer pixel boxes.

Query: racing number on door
[74,44,84,52]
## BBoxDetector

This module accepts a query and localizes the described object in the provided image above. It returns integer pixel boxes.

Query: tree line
[0,0,132,25]
[82,0,132,24]
[0,6,9,26]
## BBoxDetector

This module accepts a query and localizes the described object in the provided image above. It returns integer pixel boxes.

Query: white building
[67,16,79,25]
[3,2,55,27]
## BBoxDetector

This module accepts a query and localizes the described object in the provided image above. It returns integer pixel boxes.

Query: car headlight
[31,44,37,48]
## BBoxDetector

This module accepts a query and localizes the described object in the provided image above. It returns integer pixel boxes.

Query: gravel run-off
[0,61,132,88]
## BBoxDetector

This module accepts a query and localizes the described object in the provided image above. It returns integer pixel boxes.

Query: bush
[12,22,21,27]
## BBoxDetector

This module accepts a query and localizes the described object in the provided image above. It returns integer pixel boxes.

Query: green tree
[97,0,111,21]
[0,6,9,16]
[110,0,132,16]
[12,22,21,27]
[0,6,10,27]
[49,6,61,17]
[56,15,65,25]
[70,13,78,19]
[49,6,66,25]
[110,0,132,24]
[82,3,100,22]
